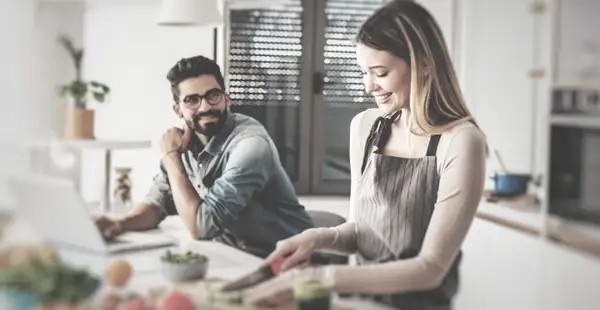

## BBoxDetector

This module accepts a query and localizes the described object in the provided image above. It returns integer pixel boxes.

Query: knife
[219,252,333,292]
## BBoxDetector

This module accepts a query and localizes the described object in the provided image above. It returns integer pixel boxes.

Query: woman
[245,1,487,309]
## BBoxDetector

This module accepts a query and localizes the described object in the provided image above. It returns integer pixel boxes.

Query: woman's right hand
[262,228,323,273]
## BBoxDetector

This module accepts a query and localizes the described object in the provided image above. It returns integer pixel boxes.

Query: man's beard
[186,109,228,137]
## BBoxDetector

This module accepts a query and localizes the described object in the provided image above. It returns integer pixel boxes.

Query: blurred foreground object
[0,245,100,310]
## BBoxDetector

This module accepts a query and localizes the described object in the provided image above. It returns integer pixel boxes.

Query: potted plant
[57,34,110,140]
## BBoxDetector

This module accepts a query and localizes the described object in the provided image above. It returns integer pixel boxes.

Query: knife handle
[270,256,284,275]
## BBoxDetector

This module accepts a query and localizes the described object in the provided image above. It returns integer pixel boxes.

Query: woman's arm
[330,126,487,294]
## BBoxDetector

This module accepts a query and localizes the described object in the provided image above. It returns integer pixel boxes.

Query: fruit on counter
[160,249,208,264]
[105,259,133,287]
[100,292,120,310]
[159,291,194,310]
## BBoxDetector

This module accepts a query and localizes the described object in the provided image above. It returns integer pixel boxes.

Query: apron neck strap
[426,134,442,157]
[361,110,402,173]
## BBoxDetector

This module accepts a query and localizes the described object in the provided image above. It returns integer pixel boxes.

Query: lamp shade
[157,0,223,27]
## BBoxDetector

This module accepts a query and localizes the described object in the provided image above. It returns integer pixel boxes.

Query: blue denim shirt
[143,112,314,257]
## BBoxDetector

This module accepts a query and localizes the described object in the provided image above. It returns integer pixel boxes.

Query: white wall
[81,0,217,203]
[458,0,540,184]
[0,0,39,208]
[32,2,86,188]
[0,0,87,208]
[36,1,86,140]
[417,0,455,56]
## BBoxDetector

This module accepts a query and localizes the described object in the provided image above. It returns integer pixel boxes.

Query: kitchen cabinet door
[457,0,550,187]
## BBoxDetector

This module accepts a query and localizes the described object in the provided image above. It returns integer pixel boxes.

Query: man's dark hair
[166,55,226,102]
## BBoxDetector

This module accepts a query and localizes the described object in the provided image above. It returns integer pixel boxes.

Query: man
[96,55,315,258]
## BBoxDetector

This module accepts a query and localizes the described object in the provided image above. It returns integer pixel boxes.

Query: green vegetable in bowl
[160,250,208,264]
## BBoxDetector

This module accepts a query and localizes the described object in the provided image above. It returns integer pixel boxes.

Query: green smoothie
[293,279,332,310]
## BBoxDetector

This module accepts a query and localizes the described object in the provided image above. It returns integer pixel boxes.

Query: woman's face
[356,43,411,114]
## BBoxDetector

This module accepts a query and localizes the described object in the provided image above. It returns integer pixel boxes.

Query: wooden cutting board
[171,277,352,310]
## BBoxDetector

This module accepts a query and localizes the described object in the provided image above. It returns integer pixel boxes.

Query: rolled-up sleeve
[197,136,274,239]
[142,161,171,222]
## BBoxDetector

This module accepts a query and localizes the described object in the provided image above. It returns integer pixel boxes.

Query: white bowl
[160,255,209,282]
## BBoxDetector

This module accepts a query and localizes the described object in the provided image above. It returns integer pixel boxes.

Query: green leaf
[93,92,105,103]
[90,81,110,94]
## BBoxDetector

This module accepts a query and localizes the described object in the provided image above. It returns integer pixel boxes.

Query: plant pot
[65,107,95,140]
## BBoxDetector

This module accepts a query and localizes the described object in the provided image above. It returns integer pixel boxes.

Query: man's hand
[159,126,192,156]
[94,216,124,240]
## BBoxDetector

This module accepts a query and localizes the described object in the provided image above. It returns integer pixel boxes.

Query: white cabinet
[555,0,600,86]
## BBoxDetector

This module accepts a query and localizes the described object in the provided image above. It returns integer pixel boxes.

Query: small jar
[113,167,133,214]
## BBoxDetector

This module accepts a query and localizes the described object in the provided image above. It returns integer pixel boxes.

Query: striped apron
[354,111,461,310]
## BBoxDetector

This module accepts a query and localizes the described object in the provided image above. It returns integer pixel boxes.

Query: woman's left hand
[245,266,332,308]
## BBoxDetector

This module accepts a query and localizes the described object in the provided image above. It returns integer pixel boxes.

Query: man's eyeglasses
[180,88,225,108]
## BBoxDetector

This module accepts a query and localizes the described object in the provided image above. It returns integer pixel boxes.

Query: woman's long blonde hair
[356,0,480,135]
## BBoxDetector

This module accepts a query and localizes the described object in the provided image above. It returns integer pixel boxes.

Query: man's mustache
[194,110,224,119]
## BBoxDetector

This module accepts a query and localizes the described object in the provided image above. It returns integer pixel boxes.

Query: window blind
[227,2,303,107]
[322,0,390,107]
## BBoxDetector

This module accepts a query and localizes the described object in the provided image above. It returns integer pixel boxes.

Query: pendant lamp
[157,0,223,27]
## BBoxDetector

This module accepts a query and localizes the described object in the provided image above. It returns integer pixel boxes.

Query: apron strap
[361,110,402,174]
[426,134,442,156]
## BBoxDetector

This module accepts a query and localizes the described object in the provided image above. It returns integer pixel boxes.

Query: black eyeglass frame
[180,88,226,108]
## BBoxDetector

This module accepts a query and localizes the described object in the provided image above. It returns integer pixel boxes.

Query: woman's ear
[172,103,183,118]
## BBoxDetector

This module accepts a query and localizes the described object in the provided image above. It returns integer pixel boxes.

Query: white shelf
[550,115,600,130]
[25,139,152,150]
[553,81,600,92]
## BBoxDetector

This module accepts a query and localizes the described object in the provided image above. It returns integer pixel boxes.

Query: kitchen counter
[476,197,600,261]
[299,194,600,261]
[0,215,395,310]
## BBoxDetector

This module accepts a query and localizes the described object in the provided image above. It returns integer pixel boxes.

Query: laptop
[7,175,177,254]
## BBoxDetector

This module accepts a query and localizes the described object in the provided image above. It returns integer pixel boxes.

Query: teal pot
[490,173,532,196]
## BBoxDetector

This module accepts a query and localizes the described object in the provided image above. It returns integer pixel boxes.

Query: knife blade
[219,256,284,292]
[219,252,335,292]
